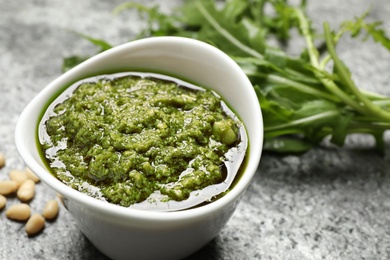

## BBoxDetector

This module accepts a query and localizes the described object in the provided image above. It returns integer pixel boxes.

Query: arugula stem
[319,55,331,69]
[294,8,319,67]
[351,117,390,126]
[361,89,390,100]
[195,1,264,59]
[264,110,339,132]
[266,74,339,102]
[284,68,321,85]
[264,129,305,138]
[372,100,390,107]
[323,22,390,121]
[320,79,369,114]
[295,8,371,115]
[249,70,341,102]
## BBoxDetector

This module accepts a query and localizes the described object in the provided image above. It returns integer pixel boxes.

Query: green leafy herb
[65,0,390,153]
[63,31,113,71]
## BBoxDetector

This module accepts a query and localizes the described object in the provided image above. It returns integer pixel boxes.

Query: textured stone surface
[1,0,390,259]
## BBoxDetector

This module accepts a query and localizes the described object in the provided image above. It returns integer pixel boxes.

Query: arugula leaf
[62,56,89,72]
[263,137,314,153]
[73,32,113,51]
[62,31,114,71]
[64,0,390,153]
[341,11,390,51]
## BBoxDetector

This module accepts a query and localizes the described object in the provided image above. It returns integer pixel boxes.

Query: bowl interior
[15,36,263,217]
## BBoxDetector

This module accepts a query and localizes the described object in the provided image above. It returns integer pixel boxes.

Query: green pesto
[41,73,242,207]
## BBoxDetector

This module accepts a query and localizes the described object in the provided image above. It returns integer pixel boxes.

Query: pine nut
[0,153,5,168]
[9,169,28,186]
[6,203,31,221]
[17,179,35,202]
[0,180,18,195]
[25,213,45,236]
[42,200,59,220]
[24,167,40,183]
[0,194,6,210]
[42,199,59,220]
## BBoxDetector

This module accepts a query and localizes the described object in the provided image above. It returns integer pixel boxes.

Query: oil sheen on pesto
[40,72,245,208]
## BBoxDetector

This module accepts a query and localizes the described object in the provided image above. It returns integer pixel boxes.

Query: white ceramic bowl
[15,37,263,260]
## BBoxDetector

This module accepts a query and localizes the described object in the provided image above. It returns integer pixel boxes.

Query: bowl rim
[15,36,263,221]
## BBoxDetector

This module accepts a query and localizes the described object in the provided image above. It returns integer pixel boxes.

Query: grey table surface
[1,0,390,259]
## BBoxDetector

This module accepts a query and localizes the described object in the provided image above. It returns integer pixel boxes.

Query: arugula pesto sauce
[40,72,245,208]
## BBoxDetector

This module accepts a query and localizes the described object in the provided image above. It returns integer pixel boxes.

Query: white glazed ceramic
[15,37,263,260]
